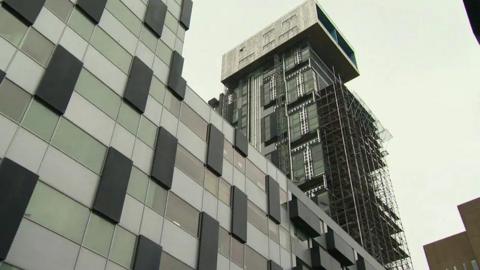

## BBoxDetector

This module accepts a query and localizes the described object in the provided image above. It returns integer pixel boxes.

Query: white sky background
[181,0,480,269]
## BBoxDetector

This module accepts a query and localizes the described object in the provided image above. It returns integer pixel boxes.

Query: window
[311,143,325,176]
[245,247,267,270]
[0,79,31,122]
[106,0,142,36]
[175,146,205,185]
[127,167,149,203]
[289,111,302,142]
[204,170,219,196]
[292,150,305,182]
[246,160,265,190]
[218,227,230,258]
[21,29,55,67]
[109,226,136,268]
[91,28,132,73]
[218,179,231,206]
[230,237,244,267]
[83,214,115,257]
[166,193,200,237]
[145,181,168,216]
[117,102,140,135]
[160,252,194,270]
[247,201,268,235]
[306,104,319,131]
[0,7,28,46]
[68,9,94,41]
[137,116,157,148]
[22,99,59,142]
[25,182,90,244]
[179,104,207,141]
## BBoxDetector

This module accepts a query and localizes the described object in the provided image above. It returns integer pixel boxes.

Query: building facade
[424,197,480,270]
[0,0,387,270]
[210,1,412,269]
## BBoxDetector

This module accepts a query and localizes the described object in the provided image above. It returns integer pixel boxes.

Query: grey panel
[268,260,282,270]
[144,0,167,37]
[35,45,83,115]
[123,57,153,113]
[0,70,5,83]
[76,0,107,24]
[206,124,224,176]
[231,186,247,243]
[2,0,45,26]
[356,255,376,270]
[266,176,281,224]
[92,147,133,224]
[167,52,186,100]
[0,158,38,261]
[133,235,162,270]
[197,212,219,270]
[151,127,177,190]
[289,196,321,237]
[179,0,192,30]
[234,128,248,157]
[311,239,341,270]
[325,229,355,266]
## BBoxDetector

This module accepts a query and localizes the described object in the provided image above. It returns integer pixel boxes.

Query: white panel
[105,262,126,270]
[247,223,269,258]
[152,56,169,84]
[209,109,223,131]
[132,139,154,174]
[6,128,48,173]
[222,159,233,184]
[0,37,16,70]
[7,219,80,270]
[144,96,162,126]
[0,115,17,157]
[171,168,203,210]
[140,207,164,244]
[39,147,100,207]
[280,248,292,269]
[277,172,288,193]
[119,195,144,234]
[75,248,107,270]
[202,191,218,218]
[223,121,234,143]
[33,8,65,43]
[160,27,176,50]
[230,261,243,270]
[217,254,230,270]
[65,92,115,145]
[160,109,178,136]
[174,38,183,54]
[177,123,206,163]
[183,87,209,121]
[84,46,127,96]
[269,240,281,265]
[245,179,267,212]
[99,11,137,54]
[233,168,246,192]
[161,219,198,268]
[110,124,135,159]
[248,145,267,173]
[120,0,146,19]
[135,42,154,68]
[267,161,278,180]
[6,51,44,95]
[217,202,231,231]
[59,27,88,61]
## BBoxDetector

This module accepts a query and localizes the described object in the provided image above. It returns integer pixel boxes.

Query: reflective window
[233,150,245,173]
[291,150,305,182]
[139,26,157,53]
[83,214,115,257]
[179,104,207,140]
[204,170,218,196]
[127,167,149,203]
[22,99,59,142]
[91,28,132,73]
[218,179,231,206]
[166,193,199,237]
[52,119,107,174]
[75,69,121,119]
[138,116,157,148]
[247,201,268,235]
[25,182,90,244]
[106,0,142,36]
[0,7,28,46]
[246,160,265,190]
[0,79,31,122]
[160,252,194,270]
[21,29,54,67]
[245,246,267,270]
[175,145,204,186]
[223,140,234,163]
[68,9,94,41]
[109,226,136,268]
[149,77,166,104]
[117,102,140,135]
[230,237,244,267]
[163,91,181,117]
[45,0,73,22]
[156,40,173,65]
[145,181,168,216]
[218,227,230,258]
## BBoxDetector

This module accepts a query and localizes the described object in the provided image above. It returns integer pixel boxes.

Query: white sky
[182,1,480,269]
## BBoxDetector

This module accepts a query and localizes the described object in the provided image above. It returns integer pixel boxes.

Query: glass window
[164,11,178,33]
[139,26,157,53]
[306,104,319,132]
[0,79,31,122]
[303,69,316,94]
[52,119,107,174]
[230,237,244,267]
[291,150,305,182]
[109,226,136,268]
[245,247,267,270]
[156,40,173,65]
[68,9,94,41]
[106,0,142,36]
[223,140,234,163]
[117,102,140,135]
[204,170,218,196]
[218,227,230,258]
[175,145,204,186]
[83,214,115,257]
[246,160,265,190]
[75,69,121,119]
[0,7,28,46]
[145,181,168,216]
[127,167,149,203]
[179,104,207,140]
[289,111,301,141]
[233,150,245,173]
[45,0,73,22]
[247,201,268,235]
[163,91,181,117]
[286,75,298,103]
[91,28,132,73]
[22,99,59,141]
[25,182,90,244]
[160,252,193,270]
[21,29,55,67]
[311,143,325,176]
[137,116,157,148]
[218,179,231,206]
[165,193,199,237]
[149,77,166,104]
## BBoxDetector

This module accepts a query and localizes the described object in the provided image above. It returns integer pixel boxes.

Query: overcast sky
[182,0,480,268]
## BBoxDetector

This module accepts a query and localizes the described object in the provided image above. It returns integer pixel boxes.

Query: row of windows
[289,103,319,142]
[291,143,325,182]
[286,68,316,104]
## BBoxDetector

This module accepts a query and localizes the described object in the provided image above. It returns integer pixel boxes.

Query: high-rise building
[210,1,412,269]
[424,197,480,270]
[0,0,387,270]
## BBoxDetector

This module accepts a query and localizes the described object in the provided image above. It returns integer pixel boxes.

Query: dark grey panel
[311,240,342,270]
[0,158,38,261]
[133,235,162,270]
[197,212,219,270]
[92,147,133,224]
[123,57,153,113]
[0,70,5,83]
[289,196,321,237]
[151,127,177,190]
[325,228,355,266]
[179,0,192,30]
[76,0,107,24]
[35,45,83,115]
[268,260,282,270]
[234,128,248,157]
[2,0,45,25]
[356,256,376,270]
[144,0,167,37]
[266,175,281,224]
[230,186,247,243]
[206,124,224,176]
[167,51,186,100]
